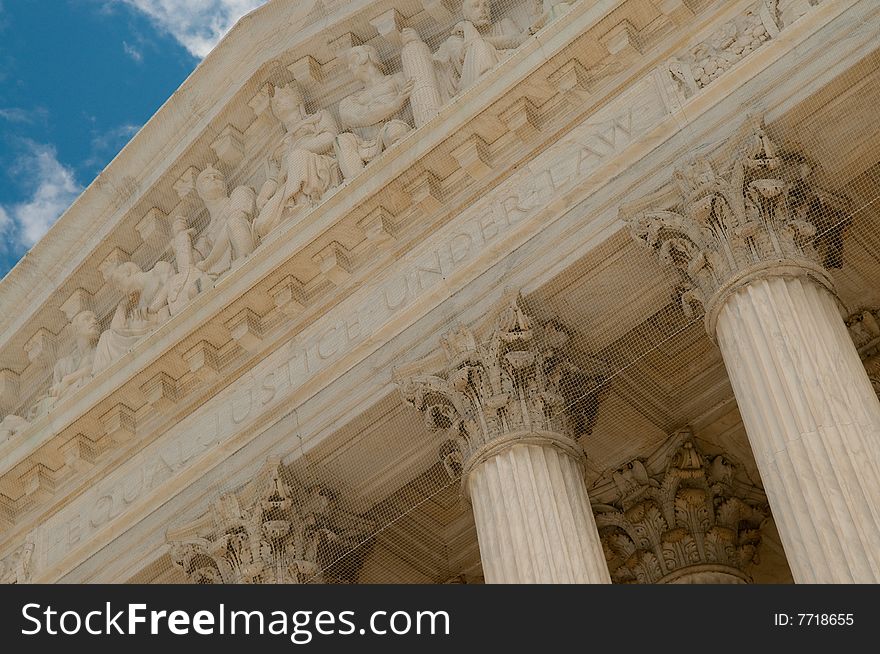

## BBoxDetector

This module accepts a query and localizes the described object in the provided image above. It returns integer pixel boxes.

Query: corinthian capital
[393,290,607,474]
[624,116,851,333]
[591,430,768,584]
[167,460,371,584]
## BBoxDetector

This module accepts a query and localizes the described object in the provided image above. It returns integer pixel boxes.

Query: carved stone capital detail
[624,116,851,335]
[591,430,768,584]
[394,290,607,477]
[167,459,371,584]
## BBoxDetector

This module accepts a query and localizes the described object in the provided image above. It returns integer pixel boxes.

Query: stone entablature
[0,0,691,523]
[0,1,829,440]
[12,65,675,583]
[0,0,863,581]
[0,0,583,409]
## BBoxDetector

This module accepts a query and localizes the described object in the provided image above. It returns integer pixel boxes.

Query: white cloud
[0,142,83,249]
[0,106,49,124]
[123,40,143,62]
[119,0,268,58]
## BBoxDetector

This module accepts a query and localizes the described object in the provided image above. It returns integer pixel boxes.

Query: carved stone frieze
[668,0,823,100]
[167,460,372,584]
[0,0,644,458]
[394,290,607,471]
[592,431,768,584]
[625,116,851,332]
[669,0,780,99]
[0,0,553,437]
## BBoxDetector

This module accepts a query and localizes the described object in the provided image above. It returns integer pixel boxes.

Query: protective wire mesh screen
[0,0,877,585]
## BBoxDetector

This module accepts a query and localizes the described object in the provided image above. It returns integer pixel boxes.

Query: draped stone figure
[400,27,447,128]
[164,215,213,316]
[49,310,100,401]
[25,309,101,418]
[253,82,341,238]
[194,165,257,275]
[93,261,173,375]
[434,0,527,93]
[334,44,414,180]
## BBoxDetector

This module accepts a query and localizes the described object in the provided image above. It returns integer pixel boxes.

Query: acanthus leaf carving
[594,431,769,584]
[168,460,372,584]
[394,290,608,468]
[625,117,851,324]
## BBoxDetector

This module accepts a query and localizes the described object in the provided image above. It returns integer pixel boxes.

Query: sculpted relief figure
[24,309,101,419]
[48,310,100,402]
[399,1,529,125]
[194,165,257,275]
[93,260,173,375]
[253,83,341,238]
[435,0,527,93]
[334,44,414,180]
[165,215,213,316]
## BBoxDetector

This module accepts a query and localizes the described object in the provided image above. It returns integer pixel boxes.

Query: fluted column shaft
[714,273,880,583]
[464,431,611,584]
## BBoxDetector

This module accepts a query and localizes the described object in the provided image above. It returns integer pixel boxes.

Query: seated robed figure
[334,44,415,180]
[92,261,173,375]
[254,82,341,238]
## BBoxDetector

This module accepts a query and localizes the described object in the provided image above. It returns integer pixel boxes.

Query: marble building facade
[1,0,879,584]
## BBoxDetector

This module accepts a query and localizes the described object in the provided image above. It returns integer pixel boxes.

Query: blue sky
[0,0,267,279]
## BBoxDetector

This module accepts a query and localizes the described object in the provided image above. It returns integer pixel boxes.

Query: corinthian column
[626,117,880,582]
[395,292,611,583]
